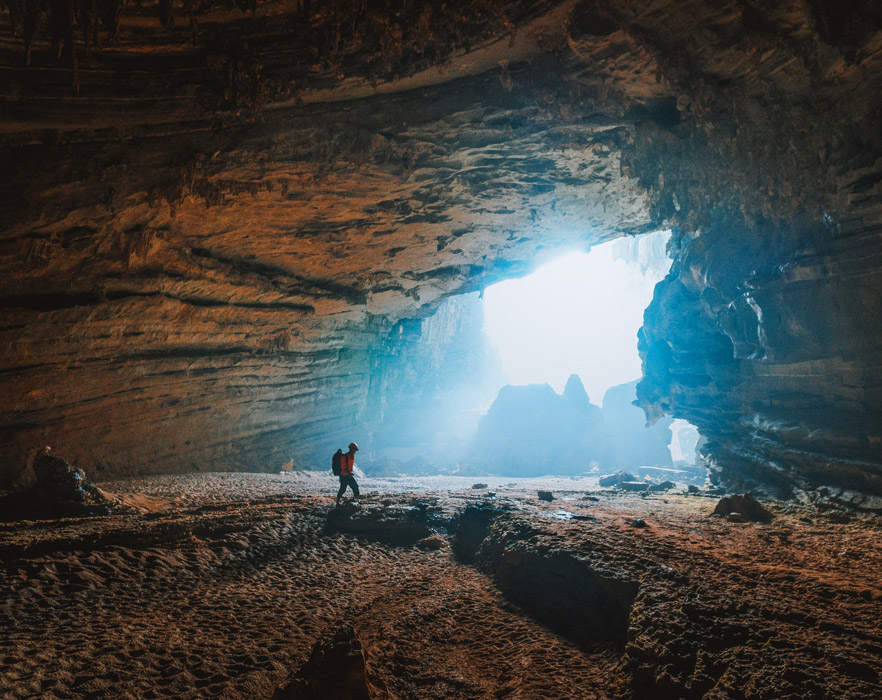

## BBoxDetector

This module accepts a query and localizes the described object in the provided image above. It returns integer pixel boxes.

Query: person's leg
[350,476,360,500]
[336,476,347,505]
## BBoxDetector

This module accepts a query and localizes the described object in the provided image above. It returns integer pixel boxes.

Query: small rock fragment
[537,490,554,502]
[687,485,700,494]
[471,483,488,490]
[633,518,647,528]
[649,480,676,492]
[728,512,743,523]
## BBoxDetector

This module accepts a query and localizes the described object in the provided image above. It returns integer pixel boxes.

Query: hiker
[335,442,360,506]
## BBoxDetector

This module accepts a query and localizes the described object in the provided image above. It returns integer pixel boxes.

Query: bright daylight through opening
[482,230,699,464]
[484,230,669,401]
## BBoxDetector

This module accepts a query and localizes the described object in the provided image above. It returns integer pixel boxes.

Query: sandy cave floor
[0,472,880,699]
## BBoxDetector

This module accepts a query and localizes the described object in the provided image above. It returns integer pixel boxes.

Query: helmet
[348,442,359,451]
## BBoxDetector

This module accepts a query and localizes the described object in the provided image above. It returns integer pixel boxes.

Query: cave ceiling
[1,1,881,497]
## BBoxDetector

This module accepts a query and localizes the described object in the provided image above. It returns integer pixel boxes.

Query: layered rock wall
[1,0,880,495]
[0,3,656,483]
[620,1,882,497]
[364,292,505,468]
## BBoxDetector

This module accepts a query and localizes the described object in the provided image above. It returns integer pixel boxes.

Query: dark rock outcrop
[453,502,639,650]
[451,503,508,564]
[712,493,774,523]
[468,376,609,476]
[325,500,440,547]
[474,514,640,649]
[0,449,121,521]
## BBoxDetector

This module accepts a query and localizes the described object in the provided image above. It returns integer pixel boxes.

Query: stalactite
[79,0,99,62]
[159,0,174,29]
[3,0,130,69]
[48,0,79,91]
[183,0,198,45]
[4,0,48,66]
[99,0,124,43]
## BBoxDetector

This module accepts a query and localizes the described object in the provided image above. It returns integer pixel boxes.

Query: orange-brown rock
[0,1,880,499]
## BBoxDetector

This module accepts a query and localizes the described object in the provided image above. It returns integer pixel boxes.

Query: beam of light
[482,231,672,405]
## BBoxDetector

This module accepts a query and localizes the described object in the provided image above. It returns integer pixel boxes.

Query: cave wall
[0,84,655,482]
[0,2,657,483]
[618,1,882,498]
[1,1,880,495]
[364,292,505,470]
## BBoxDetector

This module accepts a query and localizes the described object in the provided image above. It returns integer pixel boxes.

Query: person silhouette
[336,442,360,506]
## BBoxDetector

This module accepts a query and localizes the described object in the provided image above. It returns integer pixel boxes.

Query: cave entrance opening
[368,231,703,479]
[479,230,701,474]
[483,232,671,402]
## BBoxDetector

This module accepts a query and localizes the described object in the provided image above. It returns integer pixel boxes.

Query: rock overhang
[0,0,880,497]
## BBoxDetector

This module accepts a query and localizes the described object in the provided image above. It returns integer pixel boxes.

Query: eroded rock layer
[623,2,882,498]
[0,1,880,492]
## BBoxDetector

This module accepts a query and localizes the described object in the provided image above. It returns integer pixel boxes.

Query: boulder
[33,450,103,503]
[416,535,447,550]
[0,448,120,521]
[599,471,638,487]
[537,491,554,502]
[712,493,773,522]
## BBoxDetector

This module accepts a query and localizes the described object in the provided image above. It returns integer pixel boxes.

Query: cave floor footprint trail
[1,473,880,699]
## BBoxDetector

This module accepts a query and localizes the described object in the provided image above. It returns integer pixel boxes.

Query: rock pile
[272,624,388,700]
[0,449,122,521]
